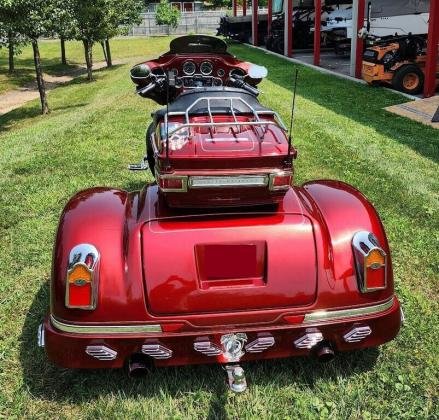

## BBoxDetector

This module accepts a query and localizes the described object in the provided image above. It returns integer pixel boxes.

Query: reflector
[158,175,188,192]
[269,172,292,191]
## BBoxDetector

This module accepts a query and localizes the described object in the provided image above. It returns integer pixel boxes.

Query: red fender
[51,187,149,323]
[301,180,394,307]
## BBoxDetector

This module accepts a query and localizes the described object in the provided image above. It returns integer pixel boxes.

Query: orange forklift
[362,34,439,95]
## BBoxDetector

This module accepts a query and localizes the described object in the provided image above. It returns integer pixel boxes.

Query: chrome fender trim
[50,297,396,335]
[303,296,395,323]
[50,315,162,334]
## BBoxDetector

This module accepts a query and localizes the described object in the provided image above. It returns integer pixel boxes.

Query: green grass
[0,38,438,419]
[0,37,171,94]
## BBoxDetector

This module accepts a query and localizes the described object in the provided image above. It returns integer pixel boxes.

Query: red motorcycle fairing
[51,181,394,327]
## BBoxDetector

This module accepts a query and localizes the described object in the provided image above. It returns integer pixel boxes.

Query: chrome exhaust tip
[316,345,335,363]
[128,354,150,377]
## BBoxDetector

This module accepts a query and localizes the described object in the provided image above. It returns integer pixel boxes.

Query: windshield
[169,35,229,54]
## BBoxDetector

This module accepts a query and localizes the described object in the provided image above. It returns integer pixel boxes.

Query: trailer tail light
[157,174,188,192]
[65,244,99,309]
[269,171,292,191]
[352,231,387,293]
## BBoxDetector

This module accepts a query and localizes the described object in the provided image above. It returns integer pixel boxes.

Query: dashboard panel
[147,54,252,89]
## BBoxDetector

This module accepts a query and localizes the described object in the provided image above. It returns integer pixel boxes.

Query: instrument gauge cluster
[183,60,196,75]
[200,61,213,76]
[230,68,246,78]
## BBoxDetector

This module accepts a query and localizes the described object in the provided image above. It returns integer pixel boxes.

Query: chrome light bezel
[65,243,99,310]
[352,231,387,293]
[268,171,292,191]
[157,174,189,192]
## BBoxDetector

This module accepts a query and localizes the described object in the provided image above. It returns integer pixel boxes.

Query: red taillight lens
[364,249,386,290]
[269,172,292,191]
[158,175,188,192]
[67,264,93,307]
[65,244,99,310]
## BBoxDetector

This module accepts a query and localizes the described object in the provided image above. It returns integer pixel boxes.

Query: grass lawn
[0,37,172,94]
[0,37,438,419]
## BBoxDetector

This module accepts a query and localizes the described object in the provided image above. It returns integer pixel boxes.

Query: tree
[98,0,144,68]
[155,0,180,34]
[52,1,77,65]
[69,0,109,81]
[0,7,25,73]
[0,0,62,114]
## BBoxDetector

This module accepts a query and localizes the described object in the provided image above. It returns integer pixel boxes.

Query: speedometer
[183,60,196,75]
[200,61,213,75]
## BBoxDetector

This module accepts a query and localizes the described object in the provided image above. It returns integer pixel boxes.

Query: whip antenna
[287,68,299,159]
[165,70,176,169]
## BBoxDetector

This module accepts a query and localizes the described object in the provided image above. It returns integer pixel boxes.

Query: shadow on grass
[20,282,379,407]
[0,64,124,133]
[0,103,88,133]
[228,42,439,164]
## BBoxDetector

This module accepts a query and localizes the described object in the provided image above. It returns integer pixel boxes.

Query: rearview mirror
[248,64,268,79]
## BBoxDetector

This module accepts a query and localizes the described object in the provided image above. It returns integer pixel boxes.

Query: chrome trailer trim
[303,297,395,323]
[50,315,162,334]
[49,297,395,335]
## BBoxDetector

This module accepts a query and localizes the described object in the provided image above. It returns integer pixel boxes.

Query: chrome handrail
[163,96,287,138]
[166,120,283,137]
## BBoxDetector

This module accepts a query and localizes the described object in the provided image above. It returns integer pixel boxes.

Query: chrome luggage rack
[164,96,287,138]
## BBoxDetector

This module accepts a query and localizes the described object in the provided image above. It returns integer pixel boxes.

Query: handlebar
[136,81,157,95]
[228,76,260,96]
[136,74,260,97]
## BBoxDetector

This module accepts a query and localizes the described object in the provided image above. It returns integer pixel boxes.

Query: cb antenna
[165,70,176,169]
[287,68,299,160]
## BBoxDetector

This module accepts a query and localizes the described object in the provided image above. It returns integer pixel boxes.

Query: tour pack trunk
[142,212,317,315]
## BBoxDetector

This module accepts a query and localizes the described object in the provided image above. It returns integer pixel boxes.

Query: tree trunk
[61,36,67,65]
[100,41,108,65]
[105,38,112,67]
[83,39,93,81]
[32,39,50,115]
[8,31,14,73]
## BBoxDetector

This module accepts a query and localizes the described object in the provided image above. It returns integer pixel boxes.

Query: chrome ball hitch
[224,364,247,393]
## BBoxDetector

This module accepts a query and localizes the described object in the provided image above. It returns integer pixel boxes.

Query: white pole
[350,0,359,77]
[284,0,291,56]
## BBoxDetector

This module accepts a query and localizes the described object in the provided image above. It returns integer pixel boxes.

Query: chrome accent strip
[194,340,222,356]
[189,175,268,189]
[245,334,275,353]
[343,326,372,343]
[400,306,405,326]
[37,323,45,348]
[304,297,395,323]
[294,332,323,349]
[50,315,162,334]
[141,343,172,359]
[86,345,117,360]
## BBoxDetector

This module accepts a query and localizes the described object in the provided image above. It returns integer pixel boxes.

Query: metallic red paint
[44,296,401,369]
[45,180,401,368]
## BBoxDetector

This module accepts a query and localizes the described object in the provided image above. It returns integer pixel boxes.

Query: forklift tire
[392,64,424,95]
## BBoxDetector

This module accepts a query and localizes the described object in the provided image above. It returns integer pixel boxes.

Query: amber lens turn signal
[67,263,93,307]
